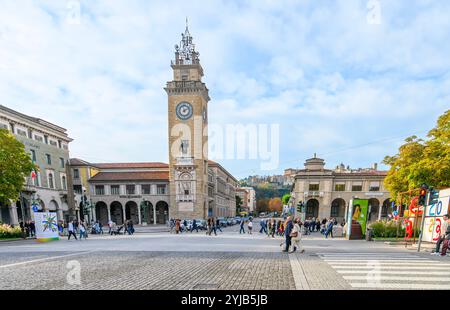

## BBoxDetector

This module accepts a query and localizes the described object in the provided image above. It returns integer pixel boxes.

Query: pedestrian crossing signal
[428,188,439,205]
[418,188,427,206]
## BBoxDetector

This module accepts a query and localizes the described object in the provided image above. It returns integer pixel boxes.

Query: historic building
[68,159,170,225]
[236,187,256,213]
[290,156,391,223]
[68,158,236,225]
[0,105,73,225]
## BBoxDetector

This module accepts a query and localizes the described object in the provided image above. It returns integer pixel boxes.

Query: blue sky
[1,0,449,179]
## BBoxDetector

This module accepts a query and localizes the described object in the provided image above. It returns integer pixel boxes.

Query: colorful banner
[352,199,369,235]
[422,189,450,243]
[34,212,59,242]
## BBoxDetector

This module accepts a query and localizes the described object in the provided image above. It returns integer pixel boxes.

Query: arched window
[62,176,67,190]
[48,173,54,189]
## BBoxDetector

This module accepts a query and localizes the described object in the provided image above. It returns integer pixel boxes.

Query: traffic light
[418,187,427,206]
[428,188,439,205]
[297,201,304,213]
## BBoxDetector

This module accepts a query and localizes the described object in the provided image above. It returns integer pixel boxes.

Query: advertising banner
[34,212,59,242]
[352,199,369,235]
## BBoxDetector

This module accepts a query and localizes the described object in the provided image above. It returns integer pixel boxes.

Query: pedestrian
[290,218,305,253]
[191,219,199,233]
[68,220,78,240]
[30,221,35,237]
[270,219,276,238]
[209,218,217,236]
[108,220,113,235]
[432,214,449,255]
[128,220,134,235]
[325,219,334,239]
[79,221,87,240]
[309,217,315,232]
[316,218,321,232]
[216,218,223,233]
[283,216,293,253]
[239,218,246,234]
[440,217,450,256]
[175,219,180,234]
[248,219,253,234]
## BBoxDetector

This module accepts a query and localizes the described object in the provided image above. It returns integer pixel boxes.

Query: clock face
[176,102,193,120]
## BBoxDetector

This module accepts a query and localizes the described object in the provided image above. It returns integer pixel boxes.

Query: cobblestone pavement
[1,221,449,290]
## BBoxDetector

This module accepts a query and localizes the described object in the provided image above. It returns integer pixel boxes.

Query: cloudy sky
[1,0,449,178]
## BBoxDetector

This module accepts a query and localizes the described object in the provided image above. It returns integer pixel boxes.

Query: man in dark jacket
[283,217,293,252]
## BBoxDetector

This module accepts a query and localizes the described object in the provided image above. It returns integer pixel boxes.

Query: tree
[282,194,291,205]
[0,129,35,205]
[268,197,283,212]
[235,195,243,213]
[383,110,450,201]
[256,198,269,213]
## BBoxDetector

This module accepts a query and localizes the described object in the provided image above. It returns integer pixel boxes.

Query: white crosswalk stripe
[319,252,450,290]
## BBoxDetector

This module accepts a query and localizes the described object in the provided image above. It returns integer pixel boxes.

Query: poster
[352,199,369,235]
[34,212,59,242]
[422,189,450,243]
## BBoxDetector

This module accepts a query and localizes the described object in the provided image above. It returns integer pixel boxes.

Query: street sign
[32,204,39,212]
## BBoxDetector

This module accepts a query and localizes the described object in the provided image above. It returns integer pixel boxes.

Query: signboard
[422,189,450,243]
[34,212,59,242]
[352,199,369,235]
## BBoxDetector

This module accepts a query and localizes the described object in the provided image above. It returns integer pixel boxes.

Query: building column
[107,204,111,222]
[378,205,382,221]
[137,204,142,225]
[153,204,157,225]
[57,208,63,223]
[122,204,126,224]
[9,203,19,225]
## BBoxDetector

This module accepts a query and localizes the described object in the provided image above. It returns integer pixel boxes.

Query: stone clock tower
[165,22,210,220]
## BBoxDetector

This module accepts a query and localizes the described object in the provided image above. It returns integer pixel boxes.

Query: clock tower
[165,22,210,220]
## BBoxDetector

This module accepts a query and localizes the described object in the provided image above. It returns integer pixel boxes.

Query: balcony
[304,191,324,198]
[177,194,194,202]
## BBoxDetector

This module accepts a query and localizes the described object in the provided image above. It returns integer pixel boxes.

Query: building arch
[330,198,346,221]
[95,201,108,225]
[110,201,123,225]
[156,201,169,224]
[306,199,319,219]
[368,198,380,222]
[125,201,139,224]
[382,199,392,218]
[48,200,59,212]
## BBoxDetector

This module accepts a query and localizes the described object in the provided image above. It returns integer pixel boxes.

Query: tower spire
[173,18,199,65]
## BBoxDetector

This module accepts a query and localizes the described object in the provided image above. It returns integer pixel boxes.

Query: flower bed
[0,223,23,239]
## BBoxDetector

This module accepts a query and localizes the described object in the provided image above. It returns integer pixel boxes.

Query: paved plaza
[1,222,450,290]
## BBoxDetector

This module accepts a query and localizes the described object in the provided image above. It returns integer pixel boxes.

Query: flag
[31,170,36,180]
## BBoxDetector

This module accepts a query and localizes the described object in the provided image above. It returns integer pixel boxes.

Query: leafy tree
[256,198,269,212]
[0,129,35,205]
[268,197,283,212]
[282,194,291,205]
[235,195,243,213]
[383,110,450,201]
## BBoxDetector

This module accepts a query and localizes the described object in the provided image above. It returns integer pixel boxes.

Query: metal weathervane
[174,17,200,65]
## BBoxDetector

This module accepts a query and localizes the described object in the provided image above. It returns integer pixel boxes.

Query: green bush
[0,224,22,239]
[369,220,406,238]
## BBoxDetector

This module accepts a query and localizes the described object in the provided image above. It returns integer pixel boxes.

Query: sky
[1,0,449,179]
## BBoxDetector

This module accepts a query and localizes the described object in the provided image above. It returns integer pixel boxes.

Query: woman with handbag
[290,218,305,253]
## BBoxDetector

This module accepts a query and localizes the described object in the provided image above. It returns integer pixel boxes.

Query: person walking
[209,218,217,236]
[216,218,223,233]
[175,219,181,234]
[248,219,253,234]
[79,221,87,240]
[309,217,315,232]
[283,216,293,253]
[440,217,450,256]
[108,220,113,235]
[68,220,78,240]
[290,218,305,253]
[432,214,449,255]
[316,218,321,232]
[325,219,334,239]
[239,218,246,234]
[270,219,276,238]
[191,219,199,233]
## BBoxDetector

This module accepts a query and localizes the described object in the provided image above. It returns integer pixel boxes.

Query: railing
[304,191,324,198]
[176,194,194,202]
[176,157,194,165]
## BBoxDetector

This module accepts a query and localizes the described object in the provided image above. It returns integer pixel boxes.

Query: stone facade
[0,105,73,225]
[208,161,237,218]
[290,156,391,223]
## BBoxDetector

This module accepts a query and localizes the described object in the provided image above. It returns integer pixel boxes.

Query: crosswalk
[318,252,450,289]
